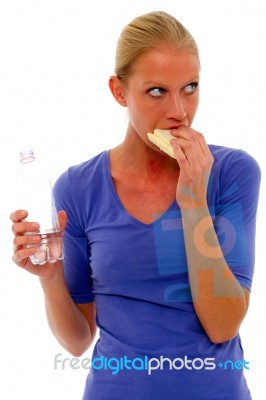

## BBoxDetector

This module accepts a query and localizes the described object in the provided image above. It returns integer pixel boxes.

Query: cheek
[125,93,167,131]
[126,101,149,131]
[127,97,154,121]
[193,92,200,109]
[128,107,160,136]
[186,95,199,115]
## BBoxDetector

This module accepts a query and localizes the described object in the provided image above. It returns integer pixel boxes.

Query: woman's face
[123,48,200,145]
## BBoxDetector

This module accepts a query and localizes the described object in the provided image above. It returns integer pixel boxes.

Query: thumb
[58,210,68,232]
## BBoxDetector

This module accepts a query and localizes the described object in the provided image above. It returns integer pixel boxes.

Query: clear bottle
[17,149,64,265]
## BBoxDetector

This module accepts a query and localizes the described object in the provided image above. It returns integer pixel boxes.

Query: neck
[110,125,179,179]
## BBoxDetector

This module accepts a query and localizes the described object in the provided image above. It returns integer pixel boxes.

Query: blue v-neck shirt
[53,146,260,399]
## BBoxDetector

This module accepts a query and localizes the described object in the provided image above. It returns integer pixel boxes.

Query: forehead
[129,49,200,85]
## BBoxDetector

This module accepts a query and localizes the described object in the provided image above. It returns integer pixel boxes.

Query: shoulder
[66,150,107,180]
[209,144,261,181]
[54,151,108,190]
[53,151,109,211]
[207,145,261,209]
[53,151,109,224]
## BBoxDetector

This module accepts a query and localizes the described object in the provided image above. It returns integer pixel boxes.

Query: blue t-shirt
[53,145,261,400]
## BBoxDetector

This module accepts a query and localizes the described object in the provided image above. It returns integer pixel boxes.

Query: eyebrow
[143,75,200,87]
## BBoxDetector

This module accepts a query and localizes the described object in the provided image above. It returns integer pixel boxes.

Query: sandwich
[147,129,175,158]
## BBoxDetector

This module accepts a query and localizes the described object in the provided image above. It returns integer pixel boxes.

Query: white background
[0,0,265,399]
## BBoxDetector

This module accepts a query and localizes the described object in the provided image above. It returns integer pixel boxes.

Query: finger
[13,233,41,248]
[172,127,209,157]
[170,126,196,140]
[172,128,203,159]
[58,210,67,231]
[171,143,189,169]
[190,129,211,159]
[12,221,40,235]
[13,247,36,266]
[173,128,213,170]
[171,137,198,167]
[10,209,28,223]
[12,251,46,274]
[193,131,213,159]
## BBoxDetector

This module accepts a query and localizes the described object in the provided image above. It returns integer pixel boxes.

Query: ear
[109,75,127,107]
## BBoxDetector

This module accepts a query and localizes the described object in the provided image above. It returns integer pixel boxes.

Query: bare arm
[181,206,249,343]
[39,270,97,356]
[10,209,96,356]
[171,127,249,343]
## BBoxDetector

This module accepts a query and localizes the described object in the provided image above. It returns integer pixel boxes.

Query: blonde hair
[115,11,199,82]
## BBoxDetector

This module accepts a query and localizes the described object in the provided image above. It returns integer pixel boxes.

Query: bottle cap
[19,149,35,164]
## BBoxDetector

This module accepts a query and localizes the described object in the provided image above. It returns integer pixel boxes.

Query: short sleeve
[53,169,94,304]
[212,149,261,290]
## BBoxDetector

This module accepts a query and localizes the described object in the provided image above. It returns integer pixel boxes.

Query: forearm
[39,265,93,356]
[181,207,247,343]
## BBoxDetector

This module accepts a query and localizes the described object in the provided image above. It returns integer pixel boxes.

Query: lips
[168,125,186,130]
[154,127,179,132]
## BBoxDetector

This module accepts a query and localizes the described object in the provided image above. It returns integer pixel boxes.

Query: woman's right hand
[10,209,67,279]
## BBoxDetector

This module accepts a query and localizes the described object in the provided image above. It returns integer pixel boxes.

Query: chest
[112,176,177,224]
[89,205,190,304]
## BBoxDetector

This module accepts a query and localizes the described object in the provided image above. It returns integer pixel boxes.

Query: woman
[10,11,260,399]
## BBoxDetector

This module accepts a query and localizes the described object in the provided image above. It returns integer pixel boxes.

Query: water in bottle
[17,149,64,265]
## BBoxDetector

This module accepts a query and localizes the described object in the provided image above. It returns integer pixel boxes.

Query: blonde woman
[10,11,260,399]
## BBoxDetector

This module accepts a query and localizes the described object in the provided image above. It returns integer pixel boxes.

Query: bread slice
[147,129,175,158]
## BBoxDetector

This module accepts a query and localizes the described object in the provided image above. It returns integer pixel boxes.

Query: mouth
[158,125,185,130]
[171,124,187,129]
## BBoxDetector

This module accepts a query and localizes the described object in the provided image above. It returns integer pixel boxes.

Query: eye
[148,87,166,97]
[183,82,199,94]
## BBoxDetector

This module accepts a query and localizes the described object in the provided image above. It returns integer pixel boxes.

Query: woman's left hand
[171,127,214,209]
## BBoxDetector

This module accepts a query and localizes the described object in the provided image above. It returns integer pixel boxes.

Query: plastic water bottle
[17,149,64,265]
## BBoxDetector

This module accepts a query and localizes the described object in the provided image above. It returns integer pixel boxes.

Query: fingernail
[21,211,27,217]
[31,223,39,229]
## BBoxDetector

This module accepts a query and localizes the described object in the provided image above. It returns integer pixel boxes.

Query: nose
[165,94,187,121]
